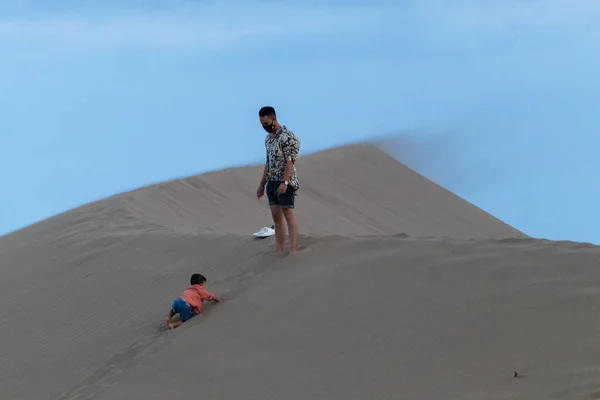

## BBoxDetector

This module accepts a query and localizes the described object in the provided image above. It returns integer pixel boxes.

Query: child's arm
[201,287,221,303]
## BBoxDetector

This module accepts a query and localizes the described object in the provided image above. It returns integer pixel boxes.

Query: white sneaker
[253,226,275,238]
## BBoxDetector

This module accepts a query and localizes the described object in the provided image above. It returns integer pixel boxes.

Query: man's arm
[260,162,268,187]
[257,139,269,197]
[260,139,269,188]
[257,162,267,198]
[280,133,299,183]
[282,160,294,183]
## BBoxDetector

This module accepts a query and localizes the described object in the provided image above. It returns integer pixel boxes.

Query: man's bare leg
[270,204,286,252]
[282,208,299,253]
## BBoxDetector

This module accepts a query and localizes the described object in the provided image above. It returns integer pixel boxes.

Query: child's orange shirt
[180,284,215,314]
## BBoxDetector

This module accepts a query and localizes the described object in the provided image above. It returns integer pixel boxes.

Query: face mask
[262,122,275,133]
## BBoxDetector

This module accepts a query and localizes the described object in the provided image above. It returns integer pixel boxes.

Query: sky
[1,0,599,244]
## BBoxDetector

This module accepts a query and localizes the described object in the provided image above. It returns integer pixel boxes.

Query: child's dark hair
[190,273,206,285]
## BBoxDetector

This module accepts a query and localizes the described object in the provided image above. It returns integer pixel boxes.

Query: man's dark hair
[259,106,276,118]
[190,273,206,285]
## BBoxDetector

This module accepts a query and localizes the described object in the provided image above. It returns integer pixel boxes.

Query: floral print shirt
[265,125,300,190]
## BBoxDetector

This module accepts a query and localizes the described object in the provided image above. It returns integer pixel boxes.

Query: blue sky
[1,0,599,244]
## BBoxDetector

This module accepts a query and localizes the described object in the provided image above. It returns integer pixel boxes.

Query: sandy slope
[123,144,526,238]
[1,143,598,400]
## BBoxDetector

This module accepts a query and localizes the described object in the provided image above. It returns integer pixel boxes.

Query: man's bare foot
[289,245,306,255]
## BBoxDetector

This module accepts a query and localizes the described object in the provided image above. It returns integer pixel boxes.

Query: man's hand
[277,182,288,195]
[257,184,265,199]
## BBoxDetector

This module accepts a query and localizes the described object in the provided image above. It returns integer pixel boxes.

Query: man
[256,106,300,253]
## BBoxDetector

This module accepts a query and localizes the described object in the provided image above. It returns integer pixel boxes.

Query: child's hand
[212,295,222,302]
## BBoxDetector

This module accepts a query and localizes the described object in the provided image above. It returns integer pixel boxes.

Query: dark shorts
[266,181,296,209]
[171,297,194,322]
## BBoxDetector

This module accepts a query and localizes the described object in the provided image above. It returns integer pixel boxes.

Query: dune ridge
[1,143,599,400]
[121,144,526,238]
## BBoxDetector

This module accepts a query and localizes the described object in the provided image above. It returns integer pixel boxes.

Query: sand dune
[124,144,525,238]
[1,143,598,400]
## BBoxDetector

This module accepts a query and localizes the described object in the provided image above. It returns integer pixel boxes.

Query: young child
[166,273,221,329]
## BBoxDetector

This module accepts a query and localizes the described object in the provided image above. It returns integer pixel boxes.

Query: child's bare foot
[167,321,183,330]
